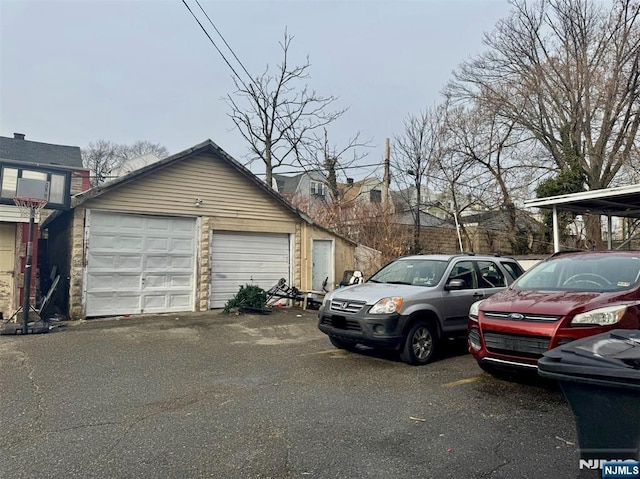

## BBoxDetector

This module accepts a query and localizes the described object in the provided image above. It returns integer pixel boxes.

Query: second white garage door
[85,211,197,317]
[209,231,290,308]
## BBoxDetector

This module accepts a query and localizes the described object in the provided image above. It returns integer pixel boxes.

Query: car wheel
[400,321,437,365]
[329,335,357,350]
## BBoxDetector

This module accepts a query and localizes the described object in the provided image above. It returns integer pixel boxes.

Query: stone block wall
[198,217,210,311]
[68,209,86,319]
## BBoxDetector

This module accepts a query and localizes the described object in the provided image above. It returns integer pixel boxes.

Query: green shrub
[223,284,268,313]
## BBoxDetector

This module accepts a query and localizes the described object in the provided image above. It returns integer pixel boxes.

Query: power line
[253,162,385,176]
[180,0,250,91]
[193,0,254,84]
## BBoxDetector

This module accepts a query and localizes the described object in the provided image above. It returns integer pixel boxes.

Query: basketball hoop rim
[13,196,49,208]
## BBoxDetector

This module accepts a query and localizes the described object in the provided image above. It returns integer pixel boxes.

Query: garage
[85,211,197,317]
[209,231,290,308]
[41,140,357,319]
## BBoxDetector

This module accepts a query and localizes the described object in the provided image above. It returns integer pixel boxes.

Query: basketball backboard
[0,160,72,210]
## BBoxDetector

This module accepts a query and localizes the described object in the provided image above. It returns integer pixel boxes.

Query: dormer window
[310,180,327,197]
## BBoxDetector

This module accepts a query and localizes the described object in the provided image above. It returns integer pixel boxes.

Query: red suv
[468,250,640,373]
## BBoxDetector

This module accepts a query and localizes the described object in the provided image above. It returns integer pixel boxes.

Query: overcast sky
[1,0,512,180]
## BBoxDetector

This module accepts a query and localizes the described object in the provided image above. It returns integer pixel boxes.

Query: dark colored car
[318,253,524,365]
[468,250,640,374]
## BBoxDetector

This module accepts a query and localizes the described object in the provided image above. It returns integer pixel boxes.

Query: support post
[453,210,463,253]
[552,206,560,253]
[22,208,35,334]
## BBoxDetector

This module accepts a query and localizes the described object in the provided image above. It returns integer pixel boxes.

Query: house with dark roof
[41,140,357,319]
[0,133,83,167]
[0,133,90,320]
[273,171,333,211]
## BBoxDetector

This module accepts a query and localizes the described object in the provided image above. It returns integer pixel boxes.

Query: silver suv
[318,253,524,365]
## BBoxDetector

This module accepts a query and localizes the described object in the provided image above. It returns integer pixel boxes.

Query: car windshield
[368,259,448,287]
[500,261,525,281]
[514,254,640,292]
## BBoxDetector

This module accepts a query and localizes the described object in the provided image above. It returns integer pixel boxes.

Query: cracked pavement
[0,308,601,478]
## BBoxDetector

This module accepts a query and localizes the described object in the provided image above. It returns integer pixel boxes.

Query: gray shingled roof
[0,134,83,168]
[273,173,303,196]
[273,171,329,196]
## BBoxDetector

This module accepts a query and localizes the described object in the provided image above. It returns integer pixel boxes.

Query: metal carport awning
[524,183,640,252]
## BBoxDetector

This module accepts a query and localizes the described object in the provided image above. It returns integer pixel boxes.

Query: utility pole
[383,138,390,207]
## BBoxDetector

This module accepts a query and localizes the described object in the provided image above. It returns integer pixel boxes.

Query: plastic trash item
[538,330,640,461]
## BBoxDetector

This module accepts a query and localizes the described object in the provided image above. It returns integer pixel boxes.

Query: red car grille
[483,311,561,322]
[483,332,551,358]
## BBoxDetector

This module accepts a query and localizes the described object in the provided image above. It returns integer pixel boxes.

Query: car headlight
[321,294,331,309]
[370,297,403,314]
[571,305,628,326]
[469,300,484,319]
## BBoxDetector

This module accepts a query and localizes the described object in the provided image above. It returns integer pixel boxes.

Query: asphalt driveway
[0,308,598,478]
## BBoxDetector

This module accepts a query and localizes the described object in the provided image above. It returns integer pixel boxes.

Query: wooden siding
[81,153,298,228]
[70,171,88,195]
[0,205,30,223]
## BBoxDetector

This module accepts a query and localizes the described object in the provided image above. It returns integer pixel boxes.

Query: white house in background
[107,153,161,179]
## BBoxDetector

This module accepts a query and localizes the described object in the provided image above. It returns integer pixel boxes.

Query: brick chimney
[14,133,25,140]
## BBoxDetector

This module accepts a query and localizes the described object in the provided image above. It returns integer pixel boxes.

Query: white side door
[312,239,333,291]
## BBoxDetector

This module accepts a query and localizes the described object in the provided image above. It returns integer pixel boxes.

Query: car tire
[400,321,438,365]
[329,335,357,350]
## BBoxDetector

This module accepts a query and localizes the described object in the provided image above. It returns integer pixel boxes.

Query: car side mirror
[445,278,466,291]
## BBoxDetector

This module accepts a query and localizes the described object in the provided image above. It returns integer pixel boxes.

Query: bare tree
[444,102,545,253]
[82,140,169,186]
[304,128,372,200]
[82,140,122,186]
[317,199,412,265]
[428,148,478,252]
[225,30,345,188]
[447,0,640,245]
[124,141,169,162]
[392,106,446,254]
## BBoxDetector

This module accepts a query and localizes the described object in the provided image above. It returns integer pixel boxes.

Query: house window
[370,189,382,203]
[1,167,18,198]
[49,174,66,204]
[310,180,327,197]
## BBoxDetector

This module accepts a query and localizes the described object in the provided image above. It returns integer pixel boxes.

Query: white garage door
[86,211,197,317]
[209,231,290,308]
